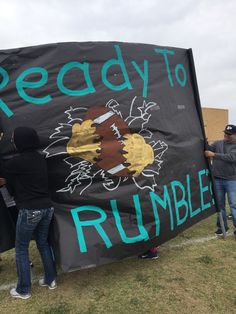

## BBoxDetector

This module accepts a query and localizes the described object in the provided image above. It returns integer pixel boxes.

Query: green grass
[0,214,235,314]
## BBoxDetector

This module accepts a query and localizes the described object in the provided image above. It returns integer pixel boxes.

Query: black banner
[0,42,216,271]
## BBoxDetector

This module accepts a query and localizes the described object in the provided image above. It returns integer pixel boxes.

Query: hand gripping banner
[0,42,216,271]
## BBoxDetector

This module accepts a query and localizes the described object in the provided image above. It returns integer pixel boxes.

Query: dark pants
[15,208,56,294]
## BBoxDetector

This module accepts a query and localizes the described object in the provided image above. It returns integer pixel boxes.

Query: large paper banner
[0,42,216,271]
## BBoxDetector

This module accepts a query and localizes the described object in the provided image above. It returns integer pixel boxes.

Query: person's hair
[13,127,40,152]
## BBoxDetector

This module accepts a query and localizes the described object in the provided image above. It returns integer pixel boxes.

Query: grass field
[0,214,235,314]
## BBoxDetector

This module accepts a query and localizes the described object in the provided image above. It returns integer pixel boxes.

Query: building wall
[202,108,228,143]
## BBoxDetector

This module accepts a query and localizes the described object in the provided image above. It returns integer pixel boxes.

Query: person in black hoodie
[0,163,16,259]
[2,127,57,299]
[0,181,16,255]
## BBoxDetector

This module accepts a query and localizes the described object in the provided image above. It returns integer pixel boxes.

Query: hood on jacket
[13,127,40,152]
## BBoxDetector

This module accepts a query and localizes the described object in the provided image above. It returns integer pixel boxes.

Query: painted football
[85,106,132,177]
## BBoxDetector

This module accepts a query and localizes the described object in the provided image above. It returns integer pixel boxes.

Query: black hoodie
[4,127,52,209]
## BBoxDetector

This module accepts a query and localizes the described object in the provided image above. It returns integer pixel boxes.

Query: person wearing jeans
[15,208,56,296]
[1,127,57,299]
[205,124,236,236]
[214,179,236,233]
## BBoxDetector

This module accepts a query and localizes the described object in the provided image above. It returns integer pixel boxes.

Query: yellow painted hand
[67,120,101,163]
[123,133,154,176]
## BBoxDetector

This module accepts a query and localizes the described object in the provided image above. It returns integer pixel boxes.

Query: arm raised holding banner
[204,124,236,236]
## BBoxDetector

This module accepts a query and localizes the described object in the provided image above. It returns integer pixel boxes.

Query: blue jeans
[15,208,56,294]
[215,178,236,230]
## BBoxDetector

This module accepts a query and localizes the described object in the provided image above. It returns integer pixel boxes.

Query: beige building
[202,107,228,143]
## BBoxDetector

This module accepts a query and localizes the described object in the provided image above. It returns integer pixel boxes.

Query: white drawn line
[107,164,126,175]
[93,111,115,124]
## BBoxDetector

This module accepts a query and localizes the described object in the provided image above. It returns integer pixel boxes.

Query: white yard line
[0,268,63,292]
[0,276,39,292]
[164,232,233,248]
[0,233,234,292]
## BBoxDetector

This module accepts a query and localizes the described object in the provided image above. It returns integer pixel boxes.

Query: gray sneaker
[10,288,31,299]
[39,278,57,290]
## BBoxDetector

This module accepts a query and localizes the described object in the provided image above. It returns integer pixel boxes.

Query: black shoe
[138,250,159,260]
[215,229,223,235]
[30,261,34,268]
[227,214,232,220]
[215,228,229,236]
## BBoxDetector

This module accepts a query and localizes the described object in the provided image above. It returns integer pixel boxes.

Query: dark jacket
[4,127,52,209]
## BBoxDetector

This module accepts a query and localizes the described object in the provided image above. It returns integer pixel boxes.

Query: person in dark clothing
[0,180,34,267]
[138,246,159,260]
[0,168,16,256]
[205,124,236,236]
[1,127,57,299]
[0,183,18,224]
[0,184,16,254]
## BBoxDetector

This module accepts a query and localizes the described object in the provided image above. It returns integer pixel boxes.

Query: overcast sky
[0,0,235,122]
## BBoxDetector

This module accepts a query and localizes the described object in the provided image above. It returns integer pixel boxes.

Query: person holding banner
[0,183,18,225]
[205,124,236,236]
[0,174,16,257]
[0,176,34,267]
[0,184,16,256]
[139,246,159,259]
[1,127,57,299]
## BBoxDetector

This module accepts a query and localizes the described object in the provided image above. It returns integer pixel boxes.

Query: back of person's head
[13,127,40,152]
